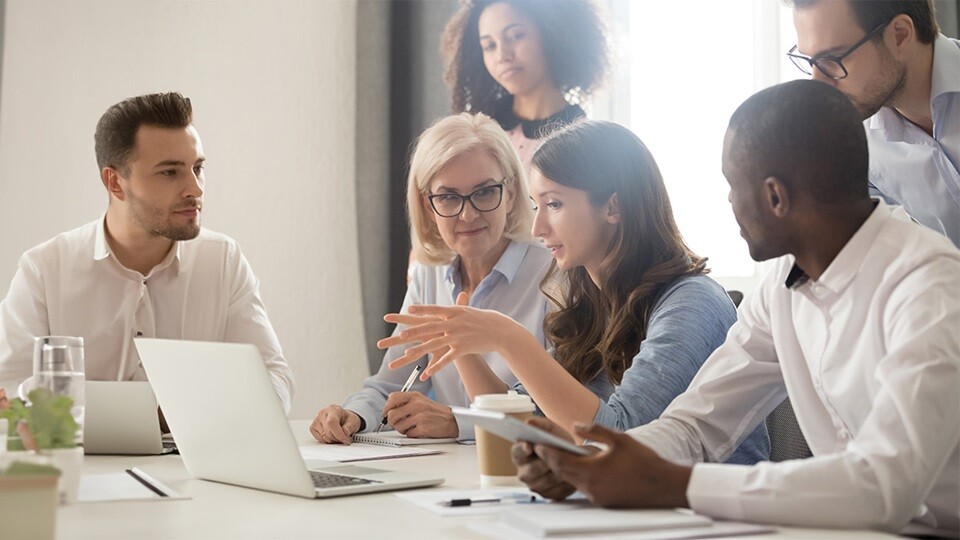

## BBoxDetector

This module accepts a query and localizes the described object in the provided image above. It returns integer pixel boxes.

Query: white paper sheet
[298,442,442,462]
[468,520,775,540]
[77,470,188,503]
[395,488,552,517]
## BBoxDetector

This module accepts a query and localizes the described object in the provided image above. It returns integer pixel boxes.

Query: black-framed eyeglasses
[787,21,889,80]
[427,182,505,218]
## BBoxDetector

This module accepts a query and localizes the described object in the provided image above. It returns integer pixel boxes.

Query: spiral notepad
[351,431,458,447]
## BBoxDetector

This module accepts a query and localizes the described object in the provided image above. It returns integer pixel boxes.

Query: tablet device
[451,407,591,455]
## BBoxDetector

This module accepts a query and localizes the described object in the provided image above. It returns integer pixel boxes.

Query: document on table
[298,442,443,462]
[501,503,712,536]
[77,468,188,503]
[468,520,775,540]
[395,488,550,517]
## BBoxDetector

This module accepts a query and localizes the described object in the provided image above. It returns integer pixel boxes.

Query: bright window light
[619,1,802,289]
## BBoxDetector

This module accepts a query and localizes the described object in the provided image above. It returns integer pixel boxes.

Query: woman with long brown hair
[381,120,767,463]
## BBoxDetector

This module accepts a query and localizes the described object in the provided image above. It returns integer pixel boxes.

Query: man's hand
[532,423,692,508]
[310,405,363,444]
[512,417,591,500]
[382,392,458,438]
[0,388,9,412]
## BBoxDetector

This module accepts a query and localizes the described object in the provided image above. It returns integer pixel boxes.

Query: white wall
[0,0,370,419]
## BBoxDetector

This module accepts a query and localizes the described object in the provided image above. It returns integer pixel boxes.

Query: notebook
[352,431,458,446]
[83,381,177,455]
[135,338,444,498]
[502,504,712,536]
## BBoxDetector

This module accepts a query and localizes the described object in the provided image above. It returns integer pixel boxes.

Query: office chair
[726,290,812,461]
[766,397,813,462]
[727,290,744,307]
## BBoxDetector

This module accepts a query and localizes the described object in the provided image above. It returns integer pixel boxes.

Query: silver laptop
[134,338,444,498]
[83,381,176,455]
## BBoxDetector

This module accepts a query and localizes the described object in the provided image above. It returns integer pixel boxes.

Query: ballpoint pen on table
[375,365,422,433]
[438,493,541,507]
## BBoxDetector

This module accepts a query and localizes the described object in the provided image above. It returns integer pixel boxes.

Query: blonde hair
[407,113,533,265]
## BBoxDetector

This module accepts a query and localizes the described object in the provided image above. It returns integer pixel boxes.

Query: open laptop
[83,381,177,455]
[134,338,444,498]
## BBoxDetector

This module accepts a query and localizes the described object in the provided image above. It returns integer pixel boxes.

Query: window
[600,0,802,293]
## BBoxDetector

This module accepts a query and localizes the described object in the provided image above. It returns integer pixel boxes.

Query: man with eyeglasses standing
[786,0,959,247]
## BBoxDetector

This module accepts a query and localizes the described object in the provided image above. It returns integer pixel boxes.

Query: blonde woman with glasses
[310,113,551,443]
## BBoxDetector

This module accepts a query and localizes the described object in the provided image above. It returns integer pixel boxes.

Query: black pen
[375,365,422,433]
[125,467,168,497]
[438,494,539,507]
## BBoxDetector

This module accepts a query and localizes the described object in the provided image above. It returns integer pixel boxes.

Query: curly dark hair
[532,121,708,386]
[441,0,611,116]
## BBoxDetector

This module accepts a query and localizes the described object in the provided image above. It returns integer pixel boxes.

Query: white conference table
[58,420,898,540]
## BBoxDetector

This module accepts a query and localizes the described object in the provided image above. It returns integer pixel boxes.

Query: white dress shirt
[342,240,551,437]
[0,217,295,413]
[865,34,960,247]
[626,202,959,534]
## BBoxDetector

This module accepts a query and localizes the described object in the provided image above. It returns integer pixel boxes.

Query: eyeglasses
[786,21,889,80]
[427,183,505,218]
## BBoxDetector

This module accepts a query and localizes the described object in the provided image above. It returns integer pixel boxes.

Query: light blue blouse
[516,274,770,465]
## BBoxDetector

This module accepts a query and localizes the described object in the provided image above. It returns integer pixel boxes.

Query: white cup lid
[471,391,535,413]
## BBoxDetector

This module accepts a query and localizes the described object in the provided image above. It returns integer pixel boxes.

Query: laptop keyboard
[310,470,381,489]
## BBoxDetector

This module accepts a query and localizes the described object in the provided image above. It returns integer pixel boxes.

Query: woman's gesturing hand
[379,292,519,379]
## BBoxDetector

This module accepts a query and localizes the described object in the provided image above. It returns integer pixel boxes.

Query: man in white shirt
[0,92,294,413]
[512,80,959,535]
[786,0,959,246]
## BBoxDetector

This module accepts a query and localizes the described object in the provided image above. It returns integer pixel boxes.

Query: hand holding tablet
[451,407,591,456]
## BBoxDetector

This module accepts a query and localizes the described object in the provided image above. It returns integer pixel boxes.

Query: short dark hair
[94,92,193,173]
[442,0,611,115]
[727,79,869,204]
[785,0,939,44]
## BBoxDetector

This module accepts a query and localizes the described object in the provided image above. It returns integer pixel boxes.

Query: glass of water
[29,336,85,445]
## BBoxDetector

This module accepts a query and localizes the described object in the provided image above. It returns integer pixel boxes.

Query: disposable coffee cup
[471,392,535,486]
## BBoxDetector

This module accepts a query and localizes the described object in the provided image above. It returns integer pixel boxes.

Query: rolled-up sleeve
[341,271,435,433]
[224,248,295,414]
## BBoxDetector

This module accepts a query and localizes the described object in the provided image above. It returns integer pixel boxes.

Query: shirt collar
[93,214,111,261]
[443,239,528,286]
[93,214,183,276]
[930,34,960,105]
[784,200,890,294]
[867,35,959,133]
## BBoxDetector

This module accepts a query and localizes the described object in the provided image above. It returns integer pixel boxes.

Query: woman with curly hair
[442,0,611,171]
[381,121,769,464]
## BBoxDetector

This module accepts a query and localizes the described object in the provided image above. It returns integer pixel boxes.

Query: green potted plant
[1,388,82,504]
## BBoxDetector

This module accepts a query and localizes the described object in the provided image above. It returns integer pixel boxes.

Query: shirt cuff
[456,415,476,442]
[687,463,749,520]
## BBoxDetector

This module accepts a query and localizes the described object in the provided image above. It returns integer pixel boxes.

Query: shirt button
[136,331,143,337]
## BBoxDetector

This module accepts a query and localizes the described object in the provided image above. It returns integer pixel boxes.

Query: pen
[125,467,167,498]
[438,494,539,507]
[375,365,422,433]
